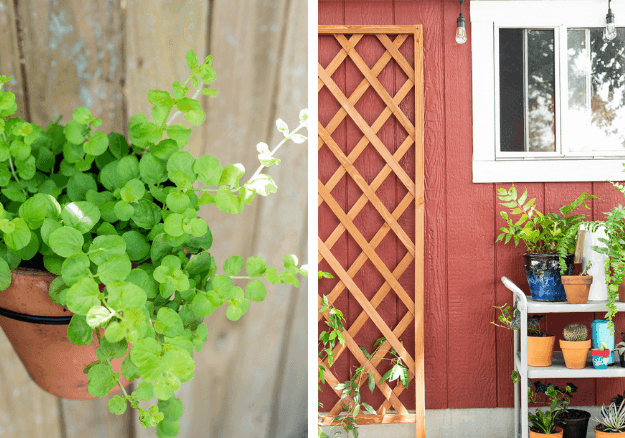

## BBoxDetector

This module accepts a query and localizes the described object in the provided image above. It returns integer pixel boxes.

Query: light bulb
[456,25,467,44]
[605,23,617,41]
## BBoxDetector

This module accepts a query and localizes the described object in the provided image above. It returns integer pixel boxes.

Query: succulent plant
[563,323,588,341]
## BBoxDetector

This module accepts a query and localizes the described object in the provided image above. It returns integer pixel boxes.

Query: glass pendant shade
[456,26,467,44]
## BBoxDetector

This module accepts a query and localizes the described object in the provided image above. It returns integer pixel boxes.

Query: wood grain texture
[443,0,497,408]
[394,0,448,411]
[494,182,545,408]
[0,329,62,438]
[0,2,62,436]
[318,13,422,426]
[0,0,27,120]
[18,0,125,133]
[0,0,307,436]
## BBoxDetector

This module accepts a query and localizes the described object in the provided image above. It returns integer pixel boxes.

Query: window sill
[472,159,625,183]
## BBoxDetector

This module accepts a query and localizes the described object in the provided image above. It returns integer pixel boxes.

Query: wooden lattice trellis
[318,25,425,435]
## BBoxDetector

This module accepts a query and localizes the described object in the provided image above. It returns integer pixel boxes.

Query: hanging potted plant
[0,51,309,436]
[492,305,554,366]
[496,185,596,302]
[593,400,625,437]
[560,323,591,369]
[561,260,593,304]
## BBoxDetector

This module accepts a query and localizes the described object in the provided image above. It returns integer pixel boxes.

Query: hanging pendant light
[605,0,617,41]
[456,0,467,44]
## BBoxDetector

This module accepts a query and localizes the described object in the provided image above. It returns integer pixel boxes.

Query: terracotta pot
[528,335,555,367]
[530,426,563,437]
[561,276,593,304]
[595,427,625,437]
[560,339,591,369]
[0,268,128,399]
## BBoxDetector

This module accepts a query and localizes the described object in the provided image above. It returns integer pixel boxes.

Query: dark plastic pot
[619,351,625,368]
[524,253,573,301]
[556,409,591,438]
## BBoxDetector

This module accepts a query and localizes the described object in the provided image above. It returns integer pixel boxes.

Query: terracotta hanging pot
[530,426,563,437]
[559,339,591,369]
[528,334,555,367]
[561,276,593,304]
[0,268,127,400]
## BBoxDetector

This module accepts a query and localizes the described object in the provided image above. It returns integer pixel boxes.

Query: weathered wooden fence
[0,1,307,437]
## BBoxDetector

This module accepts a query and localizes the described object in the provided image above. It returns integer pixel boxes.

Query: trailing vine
[0,50,309,437]
[318,293,409,438]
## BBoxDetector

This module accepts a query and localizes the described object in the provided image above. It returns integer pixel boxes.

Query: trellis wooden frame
[318,25,425,437]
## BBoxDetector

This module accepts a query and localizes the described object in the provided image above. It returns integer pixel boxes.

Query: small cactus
[563,323,588,341]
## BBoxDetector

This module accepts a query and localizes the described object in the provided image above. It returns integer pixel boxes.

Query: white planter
[581,225,609,301]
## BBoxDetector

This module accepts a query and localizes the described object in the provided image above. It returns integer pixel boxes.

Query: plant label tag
[574,229,585,264]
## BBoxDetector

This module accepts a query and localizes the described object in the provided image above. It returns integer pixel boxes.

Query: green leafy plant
[511,372,577,434]
[0,51,309,437]
[584,180,625,332]
[491,304,547,336]
[318,293,408,438]
[496,185,595,272]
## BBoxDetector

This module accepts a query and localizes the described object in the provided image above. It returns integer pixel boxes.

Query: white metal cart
[502,276,625,438]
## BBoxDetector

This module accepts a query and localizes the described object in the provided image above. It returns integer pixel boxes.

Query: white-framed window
[472,1,625,182]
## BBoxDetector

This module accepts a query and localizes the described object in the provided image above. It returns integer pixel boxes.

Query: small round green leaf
[49,226,84,257]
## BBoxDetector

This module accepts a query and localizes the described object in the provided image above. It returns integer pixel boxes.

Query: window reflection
[568,28,625,152]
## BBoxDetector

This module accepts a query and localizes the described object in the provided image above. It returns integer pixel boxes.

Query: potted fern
[0,50,308,436]
[496,186,595,302]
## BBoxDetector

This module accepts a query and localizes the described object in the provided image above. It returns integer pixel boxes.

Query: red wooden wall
[318,0,625,411]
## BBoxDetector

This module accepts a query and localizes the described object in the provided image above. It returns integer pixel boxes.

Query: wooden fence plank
[0,3,61,437]
[124,2,210,437]
[0,0,27,120]
[11,1,129,436]
[18,0,125,133]
[0,330,63,438]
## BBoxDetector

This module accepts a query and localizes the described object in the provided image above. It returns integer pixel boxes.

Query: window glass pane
[567,28,625,153]
[499,29,555,153]
[499,29,525,152]
[527,30,556,152]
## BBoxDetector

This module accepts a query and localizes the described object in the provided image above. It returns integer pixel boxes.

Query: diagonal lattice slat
[318,25,424,432]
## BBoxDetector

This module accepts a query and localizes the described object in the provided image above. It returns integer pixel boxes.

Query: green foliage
[583,179,625,332]
[0,50,309,437]
[496,185,595,274]
[319,292,408,438]
[511,373,577,435]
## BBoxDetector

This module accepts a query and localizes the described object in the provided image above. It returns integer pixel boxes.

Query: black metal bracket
[0,306,71,325]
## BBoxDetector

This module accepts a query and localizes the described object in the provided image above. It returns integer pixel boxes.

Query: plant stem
[167,86,203,126]
[117,378,129,397]
[247,122,307,183]
[7,156,26,196]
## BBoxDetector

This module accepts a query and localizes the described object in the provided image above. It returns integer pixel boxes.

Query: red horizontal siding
[318,0,625,411]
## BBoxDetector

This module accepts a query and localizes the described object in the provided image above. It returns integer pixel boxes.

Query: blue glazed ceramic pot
[524,253,573,302]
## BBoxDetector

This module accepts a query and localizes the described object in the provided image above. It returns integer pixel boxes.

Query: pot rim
[560,339,592,348]
[12,267,55,277]
[591,349,612,357]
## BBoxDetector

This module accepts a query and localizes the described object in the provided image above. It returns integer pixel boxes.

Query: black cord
[0,306,71,325]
